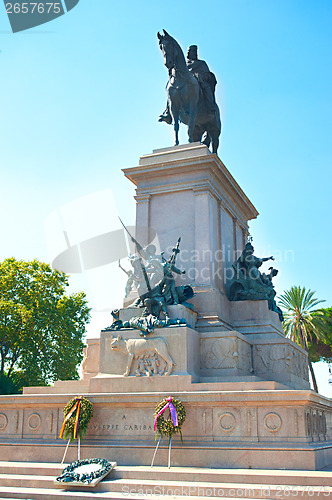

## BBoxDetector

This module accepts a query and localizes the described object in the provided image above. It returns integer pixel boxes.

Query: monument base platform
[0,388,331,470]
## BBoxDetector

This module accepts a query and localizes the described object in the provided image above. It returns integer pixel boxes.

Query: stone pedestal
[119,304,197,330]
[1,145,331,471]
[123,143,258,329]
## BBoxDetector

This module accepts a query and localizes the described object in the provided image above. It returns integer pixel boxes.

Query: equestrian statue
[157,29,221,154]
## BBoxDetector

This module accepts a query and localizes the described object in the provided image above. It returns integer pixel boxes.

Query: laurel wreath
[56,458,113,484]
[62,397,93,442]
[154,397,186,440]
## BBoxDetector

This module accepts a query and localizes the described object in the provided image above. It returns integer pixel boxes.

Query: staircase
[0,461,331,500]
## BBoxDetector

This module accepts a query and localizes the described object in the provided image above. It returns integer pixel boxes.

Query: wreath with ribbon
[59,396,93,442]
[154,396,186,441]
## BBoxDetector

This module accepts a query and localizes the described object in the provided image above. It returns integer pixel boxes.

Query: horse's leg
[212,137,219,154]
[210,128,219,154]
[170,103,180,146]
[192,124,204,144]
[202,131,211,148]
[187,102,198,143]
[210,109,221,154]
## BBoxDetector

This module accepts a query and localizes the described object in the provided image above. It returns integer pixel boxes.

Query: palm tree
[278,286,328,393]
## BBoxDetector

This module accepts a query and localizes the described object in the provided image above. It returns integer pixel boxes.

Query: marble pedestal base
[0,389,331,470]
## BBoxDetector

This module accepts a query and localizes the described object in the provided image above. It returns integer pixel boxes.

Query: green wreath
[56,458,113,484]
[61,396,93,442]
[154,397,186,440]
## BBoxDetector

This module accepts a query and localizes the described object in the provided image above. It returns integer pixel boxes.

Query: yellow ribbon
[59,397,82,439]
[73,399,81,439]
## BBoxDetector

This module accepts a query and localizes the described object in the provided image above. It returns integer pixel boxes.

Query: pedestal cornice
[122,144,259,224]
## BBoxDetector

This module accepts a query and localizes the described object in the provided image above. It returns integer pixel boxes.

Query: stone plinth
[231,300,284,336]
[82,337,100,380]
[98,326,199,380]
[252,337,310,390]
[119,304,197,330]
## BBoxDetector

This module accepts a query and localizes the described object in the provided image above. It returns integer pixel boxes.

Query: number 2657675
[6,3,62,14]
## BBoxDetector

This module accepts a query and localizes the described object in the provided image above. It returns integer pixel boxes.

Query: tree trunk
[0,348,5,378]
[308,357,319,393]
[299,325,318,393]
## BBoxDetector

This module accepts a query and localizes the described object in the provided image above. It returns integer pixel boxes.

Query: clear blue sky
[0,1,331,394]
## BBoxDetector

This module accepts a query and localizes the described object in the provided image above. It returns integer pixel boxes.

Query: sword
[168,237,181,266]
[118,217,144,254]
[139,258,152,293]
[118,217,151,293]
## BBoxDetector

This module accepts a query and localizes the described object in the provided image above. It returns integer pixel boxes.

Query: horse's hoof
[158,114,172,125]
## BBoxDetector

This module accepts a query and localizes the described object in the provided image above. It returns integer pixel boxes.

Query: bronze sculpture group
[228,241,284,321]
[107,234,194,335]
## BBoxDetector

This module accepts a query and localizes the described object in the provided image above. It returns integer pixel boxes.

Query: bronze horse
[157,30,221,154]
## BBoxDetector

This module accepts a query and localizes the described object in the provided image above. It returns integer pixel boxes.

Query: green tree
[278,286,330,393]
[308,307,332,363]
[0,258,90,393]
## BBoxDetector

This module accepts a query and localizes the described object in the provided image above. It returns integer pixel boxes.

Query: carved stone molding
[306,412,312,436]
[0,413,8,431]
[219,412,236,432]
[201,338,239,369]
[264,412,282,432]
[201,336,251,373]
[28,413,41,431]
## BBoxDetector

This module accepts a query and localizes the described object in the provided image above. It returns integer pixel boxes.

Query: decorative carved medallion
[28,413,41,431]
[264,412,282,432]
[0,413,8,431]
[219,412,236,432]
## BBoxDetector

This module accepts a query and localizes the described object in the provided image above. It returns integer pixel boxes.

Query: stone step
[0,462,331,500]
[0,462,331,487]
[113,465,332,486]
[0,462,63,476]
[0,488,262,500]
[0,474,54,488]
[0,482,332,500]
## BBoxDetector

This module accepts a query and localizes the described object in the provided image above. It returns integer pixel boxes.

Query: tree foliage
[278,286,331,393]
[0,258,90,392]
[308,307,332,363]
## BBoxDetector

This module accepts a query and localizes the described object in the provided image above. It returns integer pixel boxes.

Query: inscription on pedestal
[87,421,153,434]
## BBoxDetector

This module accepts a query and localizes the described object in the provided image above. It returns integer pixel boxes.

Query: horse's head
[157,29,179,71]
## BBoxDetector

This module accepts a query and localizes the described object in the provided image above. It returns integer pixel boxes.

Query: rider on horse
[159,45,217,124]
